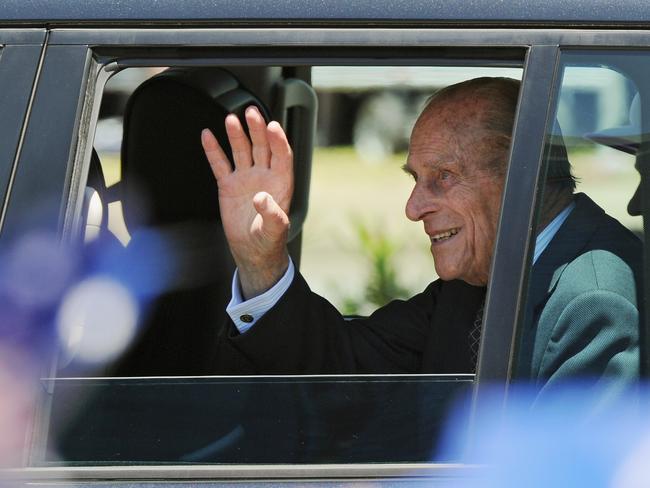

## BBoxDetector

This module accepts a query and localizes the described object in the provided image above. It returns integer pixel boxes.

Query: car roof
[3,0,650,28]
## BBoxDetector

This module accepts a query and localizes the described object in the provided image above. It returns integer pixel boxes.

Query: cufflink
[240,314,254,323]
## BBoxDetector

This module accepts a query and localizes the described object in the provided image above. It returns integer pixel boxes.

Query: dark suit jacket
[213,193,641,384]
[214,276,484,374]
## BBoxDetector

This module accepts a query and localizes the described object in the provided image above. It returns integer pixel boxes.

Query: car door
[7,22,648,486]
[0,29,46,233]
[0,25,553,482]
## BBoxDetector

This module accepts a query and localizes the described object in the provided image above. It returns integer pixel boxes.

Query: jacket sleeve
[213,271,440,374]
[535,289,639,403]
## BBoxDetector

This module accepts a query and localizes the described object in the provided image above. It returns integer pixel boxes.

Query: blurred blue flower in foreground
[438,383,650,487]
[56,276,138,365]
[2,231,77,309]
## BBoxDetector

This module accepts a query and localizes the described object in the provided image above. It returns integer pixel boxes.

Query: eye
[436,169,457,188]
[439,170,456,183]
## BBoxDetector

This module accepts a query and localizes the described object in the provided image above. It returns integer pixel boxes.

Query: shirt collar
[533,201,576,264]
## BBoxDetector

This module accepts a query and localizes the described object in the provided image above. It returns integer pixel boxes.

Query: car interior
[64,66,317,377]
[48,63,475,465]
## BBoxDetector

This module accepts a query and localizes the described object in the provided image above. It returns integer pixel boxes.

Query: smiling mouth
[430,228,459,243]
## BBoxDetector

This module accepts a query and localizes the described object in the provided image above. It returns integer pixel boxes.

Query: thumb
[253,192,290,237]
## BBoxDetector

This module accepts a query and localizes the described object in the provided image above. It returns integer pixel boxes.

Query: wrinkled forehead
[408,125,459,163]
[410,99,486,155]
[408,97,507,174]
[417,93,491,132]
[406,131,469,178]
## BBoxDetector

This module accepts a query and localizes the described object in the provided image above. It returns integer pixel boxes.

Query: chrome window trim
[48,27,650,47]
[0,28,45,44]
[3,463,482,481]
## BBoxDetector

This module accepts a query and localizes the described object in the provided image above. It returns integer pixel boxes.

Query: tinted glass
[43,375,472,464]
[517,51,645,398]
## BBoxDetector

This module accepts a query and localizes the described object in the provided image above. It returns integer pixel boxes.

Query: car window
[46,374,473,463]
[17,59,525,467]
[92,66,522,313]
[516,52,645,394]
[34,62,521,464]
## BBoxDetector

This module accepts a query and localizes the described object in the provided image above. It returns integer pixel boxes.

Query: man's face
[404,98,506,286]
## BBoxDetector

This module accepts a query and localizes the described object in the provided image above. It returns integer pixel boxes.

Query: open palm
[202,106,293,296]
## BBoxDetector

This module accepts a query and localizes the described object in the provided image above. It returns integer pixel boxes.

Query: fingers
[246,106,271,168]
[267,121,293,173]
[201,129,232,181]
[225,113,253,169]
[208,106,291,175]
[253,192,290,237]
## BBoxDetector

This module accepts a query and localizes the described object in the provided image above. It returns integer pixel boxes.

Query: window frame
[11,26,647,482]
[472,44,560,412]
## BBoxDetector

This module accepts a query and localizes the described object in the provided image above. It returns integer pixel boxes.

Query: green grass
[300,147,434,308]
[101,154,121,187]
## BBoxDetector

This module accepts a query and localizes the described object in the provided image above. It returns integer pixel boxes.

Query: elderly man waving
[201,77,641,389]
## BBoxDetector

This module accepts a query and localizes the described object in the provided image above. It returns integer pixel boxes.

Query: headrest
[120,68,269,230]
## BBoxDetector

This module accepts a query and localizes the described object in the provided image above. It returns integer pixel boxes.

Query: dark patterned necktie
[469,299,485,373]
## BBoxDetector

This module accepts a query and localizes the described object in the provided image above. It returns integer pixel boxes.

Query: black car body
[1,1,649,485]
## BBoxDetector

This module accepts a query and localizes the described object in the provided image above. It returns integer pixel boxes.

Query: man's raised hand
[201,105,293,299]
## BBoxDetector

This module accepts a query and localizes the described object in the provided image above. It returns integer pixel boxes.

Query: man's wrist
[237,253,290,300]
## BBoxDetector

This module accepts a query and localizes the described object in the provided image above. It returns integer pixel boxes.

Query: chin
[433,265,460,283]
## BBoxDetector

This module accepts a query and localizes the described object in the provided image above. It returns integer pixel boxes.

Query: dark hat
[585,93,641,155]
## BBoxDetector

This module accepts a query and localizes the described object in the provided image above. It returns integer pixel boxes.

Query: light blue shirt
[533,201,575,264]
[227,202,575,333]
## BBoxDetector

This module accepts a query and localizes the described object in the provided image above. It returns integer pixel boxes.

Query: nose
[405,184,430,222]
[628,184,641,216]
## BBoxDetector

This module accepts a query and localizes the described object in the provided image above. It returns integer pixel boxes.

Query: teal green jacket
[517,193,642,394]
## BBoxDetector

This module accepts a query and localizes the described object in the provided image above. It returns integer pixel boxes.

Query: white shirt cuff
[226,258,295,334]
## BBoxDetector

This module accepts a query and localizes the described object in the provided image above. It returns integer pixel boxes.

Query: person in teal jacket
[518,192,641,392]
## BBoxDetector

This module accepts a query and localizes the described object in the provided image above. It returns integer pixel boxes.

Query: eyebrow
[402,159,459,176]
[431,159,459,169]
